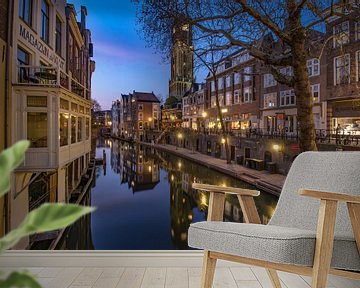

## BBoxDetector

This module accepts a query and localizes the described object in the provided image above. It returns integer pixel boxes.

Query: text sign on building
[19,24,65,70]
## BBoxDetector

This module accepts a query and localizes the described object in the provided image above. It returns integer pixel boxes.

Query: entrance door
[244,147,251,159]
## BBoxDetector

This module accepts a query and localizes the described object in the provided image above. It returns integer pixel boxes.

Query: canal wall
[141,141,285,196]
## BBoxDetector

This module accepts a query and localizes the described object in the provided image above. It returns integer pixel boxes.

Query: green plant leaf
[0,271,41,288]
[0,140,30,197]
[0,203,95,251]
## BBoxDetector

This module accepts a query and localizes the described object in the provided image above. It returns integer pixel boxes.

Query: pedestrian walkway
[146,143,286,196]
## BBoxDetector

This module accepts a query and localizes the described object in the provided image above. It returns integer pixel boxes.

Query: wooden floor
[1,252,359,288]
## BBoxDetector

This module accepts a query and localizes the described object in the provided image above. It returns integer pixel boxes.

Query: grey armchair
[188,152,360,288]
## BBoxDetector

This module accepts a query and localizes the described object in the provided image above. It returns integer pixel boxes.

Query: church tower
[168,21,194,100]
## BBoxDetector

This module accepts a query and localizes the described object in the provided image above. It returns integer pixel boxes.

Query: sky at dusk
[69,0,170,110]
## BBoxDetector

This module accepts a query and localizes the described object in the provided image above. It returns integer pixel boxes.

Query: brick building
[9,0,95,248]
[182,83,206,130]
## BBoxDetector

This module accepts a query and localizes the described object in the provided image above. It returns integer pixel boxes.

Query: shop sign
[19,24,65,69]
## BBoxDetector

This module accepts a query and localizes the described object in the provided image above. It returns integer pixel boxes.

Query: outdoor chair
[188,151,360,288]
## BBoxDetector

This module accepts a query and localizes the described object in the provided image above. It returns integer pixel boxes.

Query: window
[244,66,252,81]
[280,66,293,76]
[263,92,277,108]
[234,72,241,85]
[138,112,143,120]
[138,104,143,111]
[41,0,49,43]
[86,118,90,140]
[243,87,251,103]
[79,106,84,114]
[139,121,143,130]
[225,92,232,106]
[263,74,277,88]
[211,95,216,108]
[71,116,76,144]
[27,112,47,148]
[60,98,69,110]
[333,21,349,48]
[334,54,350,85]
[17,47,30,66]
[77,117,83,142]
[356,22,360,41]
[55,16,62,56]
[19,0,32,26]
[211,81,215,91]
[218,77,224,89]
[71,103,78,112]
[311,84,320,103]
[234,90,240,104]
[357,51,360,82]
[307,58,320,77]
[280,90,296,106]
[226,76,232,88]
[27,96,47,107]
[60,113,69,146]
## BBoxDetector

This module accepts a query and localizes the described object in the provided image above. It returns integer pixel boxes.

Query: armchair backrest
[269,152,360,239]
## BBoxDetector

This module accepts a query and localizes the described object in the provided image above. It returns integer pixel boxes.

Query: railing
[17,65,88,99]
[174,127,360,147]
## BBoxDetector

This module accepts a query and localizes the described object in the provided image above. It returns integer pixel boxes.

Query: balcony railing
[17,65,89,99]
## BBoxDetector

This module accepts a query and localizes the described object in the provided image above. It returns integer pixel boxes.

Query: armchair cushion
[188,221,360,271]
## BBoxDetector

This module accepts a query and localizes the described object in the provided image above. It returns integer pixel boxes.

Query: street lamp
[176,132,183,150]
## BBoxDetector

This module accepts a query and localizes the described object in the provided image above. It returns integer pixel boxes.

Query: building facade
[10,0,95,248]
[111,100,121,137]
[182,83,206,130]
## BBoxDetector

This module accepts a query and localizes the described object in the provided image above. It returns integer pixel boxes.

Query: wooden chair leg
[201,250,217,288]
[266,269,282,288]
[311,200,337,288]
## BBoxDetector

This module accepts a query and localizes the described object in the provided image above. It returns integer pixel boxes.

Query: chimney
[81,6,87,32]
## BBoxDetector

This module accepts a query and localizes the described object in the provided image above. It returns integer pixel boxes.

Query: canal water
[57,138,278,250]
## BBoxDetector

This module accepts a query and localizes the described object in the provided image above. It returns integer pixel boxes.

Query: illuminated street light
[221,108,228,113]
[273,144,281,152]
[202,111,207,118]
[221,138,226,144]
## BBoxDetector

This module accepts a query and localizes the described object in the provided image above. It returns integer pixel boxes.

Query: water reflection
[59,139,278,250]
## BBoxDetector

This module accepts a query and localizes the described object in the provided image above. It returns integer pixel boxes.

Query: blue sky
[70,0,170,109]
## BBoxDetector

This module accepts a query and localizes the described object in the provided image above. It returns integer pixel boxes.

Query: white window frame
[211,81,215,92]
[356,22,360,41]
[263,73,277,88]
[280,66,293,76]
[218,77,224,89]
[334,54,351,85]
[263,92,277,109]
[333,21,350,48]
[280,89,296,107]
[243,87,252,103]
[243,66,252,81]
[307,58,320,77]
[234,90,240,104]
[226,76,232,88]
[311,84,320,103]
[234,72,241,85]
[225,92,232,106]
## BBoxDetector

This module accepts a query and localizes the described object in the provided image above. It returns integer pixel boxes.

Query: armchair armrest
[192,183,260,197]
[299,189,360,204]
[192,183,261,223]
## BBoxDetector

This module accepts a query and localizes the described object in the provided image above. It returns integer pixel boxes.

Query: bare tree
[134,0,360,152]
[91,99,102,112]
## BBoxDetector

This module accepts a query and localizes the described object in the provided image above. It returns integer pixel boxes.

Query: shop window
[311,84,320,102]
[60,98,69,110]
[307,58,320,77]
[78,117,83,142]
[334,54,350,85]
[27,96,47,107]
[40,0,49,43]
[60,113,69,146]
[19,0,32,26]
[333,21,349,48]
[27,112,48,148]
[71,116,76,144]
